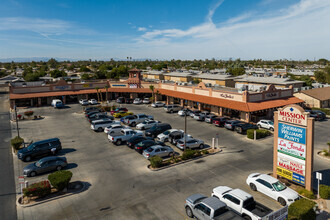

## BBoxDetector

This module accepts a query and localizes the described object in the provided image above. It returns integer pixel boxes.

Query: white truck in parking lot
[124,114,154,127]
[211,186,288,220]
[108,128,143,145]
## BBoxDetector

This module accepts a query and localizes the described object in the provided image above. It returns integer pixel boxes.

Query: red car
[212,117,230,127]
[110,107,128,115]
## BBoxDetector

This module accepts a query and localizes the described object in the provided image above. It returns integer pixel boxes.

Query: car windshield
[146,148,154,152]
[27,143,35,151]
[142,121,147,124]
[35,160,42,167]
[269,121,274,125]
[272,181,287,191]
[163,130,170,135]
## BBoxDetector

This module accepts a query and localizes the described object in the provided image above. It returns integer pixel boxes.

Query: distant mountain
[0,57,81,63]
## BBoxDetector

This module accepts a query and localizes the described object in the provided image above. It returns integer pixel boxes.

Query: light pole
[184,104,187,151]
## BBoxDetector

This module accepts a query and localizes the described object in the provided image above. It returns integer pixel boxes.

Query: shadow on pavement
[57,148,77,156]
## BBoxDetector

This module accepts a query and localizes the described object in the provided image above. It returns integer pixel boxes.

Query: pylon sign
[273,104,314,190]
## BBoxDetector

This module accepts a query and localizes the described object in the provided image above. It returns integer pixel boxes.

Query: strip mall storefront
[157,83,303,123]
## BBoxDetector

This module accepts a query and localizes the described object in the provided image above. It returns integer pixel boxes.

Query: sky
[0,0,329,60]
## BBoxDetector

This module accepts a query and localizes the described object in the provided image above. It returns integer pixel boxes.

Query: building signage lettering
[219,93,234,99]
[278,106,307,126]
[83,84,91,88]
[112,84,126,87]
[277,153,305,175]
[278,123,306,144]
[54,85,70,90]
[277,138,306,160]
[276,166,305,185]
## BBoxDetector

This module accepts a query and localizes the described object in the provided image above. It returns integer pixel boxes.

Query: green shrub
[111,105,117,111]
[24,111,34,117]
[150,156,163,168]
[288,198,316,220]
[48,170,73,191]
[319,184,330,199]
[11,136,24,151]
[322,149,329,156]
[298,188,316,199]
[23,180,51,198]
[202,149,209,154]
[247,129,271,139]
[102,106,111,112]
[182,149,200,160]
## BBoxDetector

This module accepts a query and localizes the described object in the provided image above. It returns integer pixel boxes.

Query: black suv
[17,138,62,162]
[145,123,172,138]
[235,123,259,134]
[169,131,187,145]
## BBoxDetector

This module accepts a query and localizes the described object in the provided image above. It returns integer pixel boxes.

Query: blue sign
[292,172,305,185]
[278,123,306,145]
[112,84,126,87]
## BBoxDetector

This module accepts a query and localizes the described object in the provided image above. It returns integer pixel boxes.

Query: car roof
[92,118,112,123]
[34,138,59,144]
[122,128,133,132]
[258,174,278,184]
[202,197,227,210]
[39,156,64,162]
[230,189,253,200]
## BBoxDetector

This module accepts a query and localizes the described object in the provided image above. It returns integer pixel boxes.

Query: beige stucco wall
[201,79,216,85]
[212,91,243,102]
[176,86,193,93]
[13,87,51,94]
[195,88,210,96]
[294,93,321,108]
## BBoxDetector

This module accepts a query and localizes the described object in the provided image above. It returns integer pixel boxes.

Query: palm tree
[149,85,155,102]
[95,87,100,103]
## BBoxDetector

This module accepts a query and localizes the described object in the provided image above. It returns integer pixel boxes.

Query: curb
[316,151,330,161]
[147,149,222,171]
[16,181,87,208]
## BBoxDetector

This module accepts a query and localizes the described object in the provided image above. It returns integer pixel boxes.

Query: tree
[314,71,326,83]
[149,85,155,102]
[105,85,109,102]
[95,87,100,102]
[79,66,91,72]
[47,58,58,68]
[50,69,67,78]
[227,67,245,76]
[81,73,90,80]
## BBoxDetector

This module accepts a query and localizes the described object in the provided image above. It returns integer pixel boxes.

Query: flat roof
[235,76,304,85]
[195,73,234,80]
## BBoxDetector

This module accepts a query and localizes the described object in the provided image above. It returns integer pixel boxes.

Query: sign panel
[18,176,25,184]
[276,166,305,185]
[278,123,306,144]
[278,106,307,126]
[277,138,306,160]
[54,85,70,90]
[277,152,305,175]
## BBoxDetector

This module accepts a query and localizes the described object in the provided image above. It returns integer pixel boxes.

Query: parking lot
[12,102,330,219]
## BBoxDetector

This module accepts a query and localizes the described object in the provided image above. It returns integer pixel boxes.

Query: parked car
[133,98,142,104]
[124,114,154,127]
[212,117,229,127]
[17,138,62,162]
[185,194,244,220]
[89,113,114,123]
[51,99,63,108]
[134,140,165,154]
[143,98,150,104]
[178,108,192,116]
[79,99,89,105]
[136,120,160,130]
[205,114,217,123]
[103,123,124,134]
[85,111,101,119]
[125,98,134,104]
[127,136,154,149]
[169,130,192,145]
[246,173,300,206]
[89,99,98,105]
[157,129,179,142]
[121,115,135,123]
[113,111,133,118]
[257,120,274,131]
[116,97,125,103]
[142,145,174,159]
[235,123,259,134]
[190,110,201,118]
[211,186,273,220]
[194,111,210,121]
[23,156,67,177]
[145,123,172,138]
[224,120,244,131]
[164,104,182,113]
[176,138,204,150]
[90,119,116,132]
[306,110,326,121]
[151,101,165,108]
[108,129,144,145]
[110,107,128,115]
[84,107,101,114]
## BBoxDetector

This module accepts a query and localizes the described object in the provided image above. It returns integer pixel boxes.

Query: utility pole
[14,105,20,138]
[184,108,187,151]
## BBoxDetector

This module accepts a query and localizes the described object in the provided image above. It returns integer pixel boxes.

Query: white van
[51,99,63,108]
[91,119,116,132]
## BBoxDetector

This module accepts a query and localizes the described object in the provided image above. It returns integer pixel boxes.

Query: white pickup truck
[212,186,287,220]
[108,128,143,145]
[124,114,154,127]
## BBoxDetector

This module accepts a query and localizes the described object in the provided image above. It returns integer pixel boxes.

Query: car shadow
[57,106,71,109]
[65,163,78,170]
[57,148,76,156]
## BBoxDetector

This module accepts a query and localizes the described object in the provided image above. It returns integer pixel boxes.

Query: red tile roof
[158,89,303,112]
[9,88,151,99]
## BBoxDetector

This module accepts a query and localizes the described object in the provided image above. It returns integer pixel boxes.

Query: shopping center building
[9,69,303,123]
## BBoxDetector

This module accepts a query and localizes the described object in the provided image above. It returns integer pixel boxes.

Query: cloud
[137,27,147,31]
[206,0,225,22]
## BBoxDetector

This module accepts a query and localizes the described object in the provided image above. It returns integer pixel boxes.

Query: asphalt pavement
[0,92,17,220]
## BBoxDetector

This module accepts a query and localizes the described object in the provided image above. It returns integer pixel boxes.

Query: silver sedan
[176,138,204,150]
[142,145,174,159]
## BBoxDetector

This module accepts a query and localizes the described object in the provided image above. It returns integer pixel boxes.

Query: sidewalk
[316,199,330,220]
